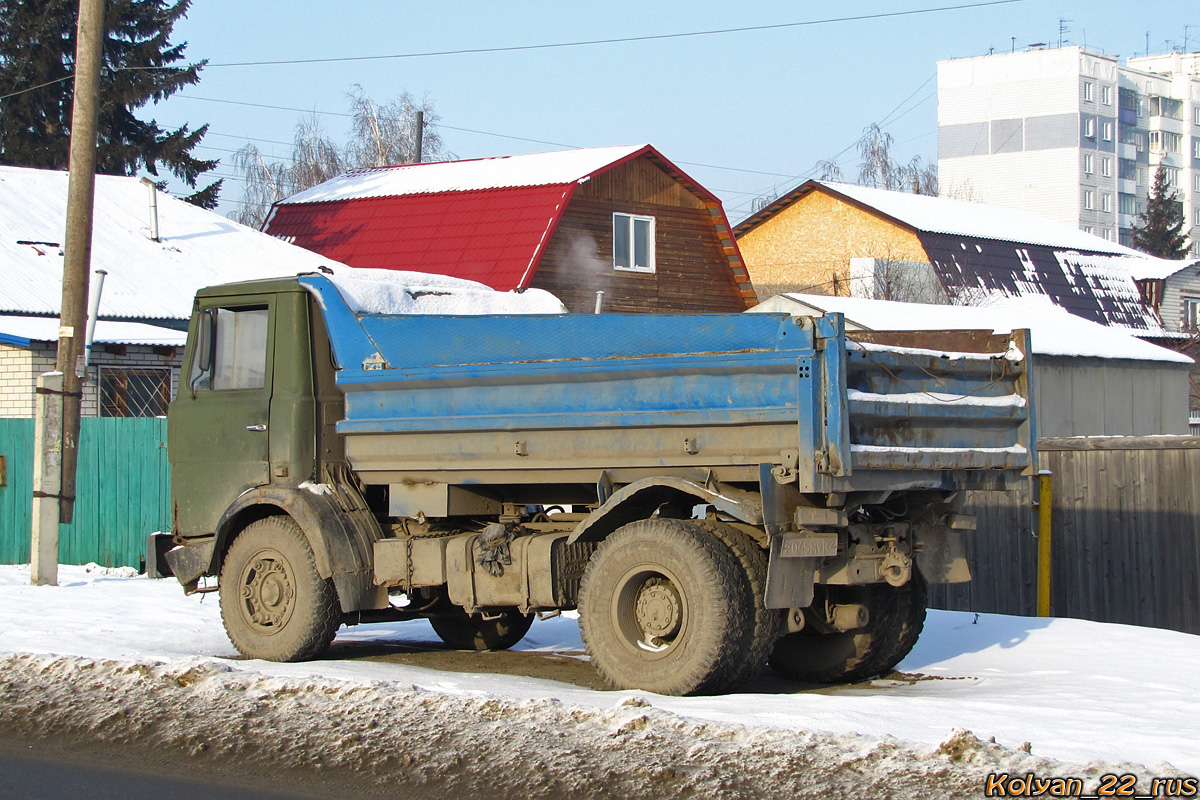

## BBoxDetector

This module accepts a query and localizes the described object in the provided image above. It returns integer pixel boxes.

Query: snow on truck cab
[159,269,1034,696]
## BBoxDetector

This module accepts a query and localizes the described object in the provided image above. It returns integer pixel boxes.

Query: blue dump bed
[300,275,1034,494]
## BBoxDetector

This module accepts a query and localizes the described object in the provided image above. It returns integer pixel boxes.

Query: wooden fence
[929,436,1200,635]
[0,417,170,569]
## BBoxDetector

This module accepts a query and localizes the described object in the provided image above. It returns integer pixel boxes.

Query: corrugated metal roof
[267,185,573,291]
[0,315,186,347]
[0,166,352,320]
[920,232,1167,334]
[279,145,648,205]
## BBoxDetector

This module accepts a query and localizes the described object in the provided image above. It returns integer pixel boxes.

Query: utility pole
[31,0,105,586]
[413,110,424,164]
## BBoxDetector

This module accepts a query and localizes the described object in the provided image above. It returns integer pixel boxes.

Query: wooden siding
[929,436,1200,635]
[736,190,927,301]
[532,156,749,314]
[0,417,170,569]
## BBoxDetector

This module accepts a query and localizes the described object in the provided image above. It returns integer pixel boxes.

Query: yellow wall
[736,190,927,300]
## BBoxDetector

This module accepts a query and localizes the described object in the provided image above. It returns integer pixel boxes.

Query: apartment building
[938,46,1200,256]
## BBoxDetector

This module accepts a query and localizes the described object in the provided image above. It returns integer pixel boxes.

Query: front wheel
[219,516,341,662]
[429,607,534,651]
[578,518,752,696]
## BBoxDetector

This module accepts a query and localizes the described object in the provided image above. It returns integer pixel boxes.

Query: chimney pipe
[594,291,605,314]
[139,177,160,242]
[83,269,107,371]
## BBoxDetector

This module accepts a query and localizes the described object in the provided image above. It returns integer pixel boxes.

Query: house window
[1101,85,1112,105]
[1195,107,1200,125]
[1082,81,1094,102]
[1102,193,1112,213]
[1195,173,1200,193]
[1194,139,1200,159]
[1101,121,1113,141]
[1083,118,1095,138]
[1101,157,1112,177]
[100,368,171,417]
[1083,154,1094,174]
[1083,190,1095,210]
[612,213,655,273]
[1184,298,1200,331]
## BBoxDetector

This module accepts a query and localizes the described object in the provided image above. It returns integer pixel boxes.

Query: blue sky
[153,0,1198,222]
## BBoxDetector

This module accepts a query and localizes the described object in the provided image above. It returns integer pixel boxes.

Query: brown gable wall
[737,190,928,300]
[530,156,748,314]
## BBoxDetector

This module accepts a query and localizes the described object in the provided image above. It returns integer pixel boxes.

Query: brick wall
[736,190,929,301]
[0,341,181,419]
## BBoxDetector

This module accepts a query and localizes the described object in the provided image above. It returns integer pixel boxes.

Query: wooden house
[263,145,756,314]
[735,180,1173,335]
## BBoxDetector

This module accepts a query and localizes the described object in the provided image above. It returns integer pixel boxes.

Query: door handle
[246,424,267,432]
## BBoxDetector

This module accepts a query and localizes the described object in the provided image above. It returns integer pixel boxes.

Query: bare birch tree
[231,87,444,229]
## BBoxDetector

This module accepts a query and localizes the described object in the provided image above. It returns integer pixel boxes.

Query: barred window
[100,367,172,417]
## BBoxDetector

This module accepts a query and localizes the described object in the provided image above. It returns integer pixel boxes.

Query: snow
[320,267,567,316]
[817,181,1137,256]
[279,145,647,205]
[759,293,1194,364]
[848,390,1027,408]
[0,314,186,346]
[1,563,1196,785]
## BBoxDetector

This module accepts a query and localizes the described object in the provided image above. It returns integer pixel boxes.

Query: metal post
[1036,472,1053,617]
[594,291,605,314]
[84,269,107,370]
[54,0,105,524]
[413,110,424,164]
[31,373,64,586]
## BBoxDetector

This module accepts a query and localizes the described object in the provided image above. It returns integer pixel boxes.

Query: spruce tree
[0,0,220,207]
[1131,165,1189,259]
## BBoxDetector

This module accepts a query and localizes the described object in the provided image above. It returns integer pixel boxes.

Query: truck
[160,272,1034,696]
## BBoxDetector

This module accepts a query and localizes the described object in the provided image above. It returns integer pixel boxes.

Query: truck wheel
[700,518,782,691]
[429,608,534,651]
[579,518,751,696]
[219,516,341,662]
[768,572,927,684]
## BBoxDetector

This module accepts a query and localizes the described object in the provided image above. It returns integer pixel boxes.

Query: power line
[134,0,1024,70]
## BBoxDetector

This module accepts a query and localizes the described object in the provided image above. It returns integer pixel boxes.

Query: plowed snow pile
[1,565,1197,797]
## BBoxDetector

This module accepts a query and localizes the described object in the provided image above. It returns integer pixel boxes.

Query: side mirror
[189,308,216,397]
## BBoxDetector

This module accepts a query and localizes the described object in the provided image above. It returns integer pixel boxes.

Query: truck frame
[162,274,1034,695]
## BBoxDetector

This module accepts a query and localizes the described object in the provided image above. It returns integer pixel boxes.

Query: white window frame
[1083,118,1095,138]
[1183,297,1200,330]
[1083,190,1095,210]
[612,212,656,273]
[1083,153,1094,174]
[1101,85,1112,105]
[1102,193,1112,213]
[1082,81,1094,102]
[1101,157,1112,177]
[1101,121,1113,141]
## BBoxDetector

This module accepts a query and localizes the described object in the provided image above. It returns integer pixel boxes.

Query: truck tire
[768,572,927,684]
[578,518,752,696]
[699,518,782,691]
[430,608,534,651]
[219,516,341,662]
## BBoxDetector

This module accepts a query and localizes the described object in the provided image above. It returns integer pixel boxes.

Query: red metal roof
[266,185,574,290]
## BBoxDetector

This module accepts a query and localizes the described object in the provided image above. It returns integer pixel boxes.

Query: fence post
[1036,471,1053,617]
[31,372,64,586]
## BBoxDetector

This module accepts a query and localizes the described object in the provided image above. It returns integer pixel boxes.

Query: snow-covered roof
[0,315,186,347]
[1121,256,1198,282]
[812,181,1136,255]
[279,145,648,205]
[0,166,356,321]
[752,293,1192,364]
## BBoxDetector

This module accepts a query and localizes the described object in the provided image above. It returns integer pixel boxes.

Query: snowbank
[318,266,567,315]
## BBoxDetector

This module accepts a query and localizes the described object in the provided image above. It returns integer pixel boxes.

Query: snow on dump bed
[321,266,566,315]
[1,564,1197,786]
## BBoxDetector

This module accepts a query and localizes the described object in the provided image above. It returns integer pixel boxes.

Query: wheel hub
[634,577,682,643]
[240,554,296,630]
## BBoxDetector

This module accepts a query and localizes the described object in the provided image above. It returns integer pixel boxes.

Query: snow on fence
[929,435,1200,635]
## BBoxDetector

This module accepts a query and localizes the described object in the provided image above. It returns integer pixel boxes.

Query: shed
[735,180,1177,336]
[263,145,756,314]
[750,293,1193,437]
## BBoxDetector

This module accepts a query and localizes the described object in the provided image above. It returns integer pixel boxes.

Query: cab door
[169,296,275,536]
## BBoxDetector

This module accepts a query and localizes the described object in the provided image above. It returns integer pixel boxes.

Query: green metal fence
[0,417,170,569]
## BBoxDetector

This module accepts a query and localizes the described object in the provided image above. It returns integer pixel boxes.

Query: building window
[1184,298,1200,331]
[1082,81,1094,102]
[1083,118,1095,138]
[1195,107,1200,126]
[1101,121,1113,141]
[1119,193,1138,215]
[1101,85,1112,105]
[1119,87,1138,110]
[1083,225,1094,234]
[1102,193,1112,213]
[1163,166,1180,188]
[1119,159,1139,180]
[1083,153,1094,174]
[1083,190,1095,210]
[100,368,172,417]
[612,213,655,273]
[1194,139,1200,159]
[189,306,269,394]
[1195,173,1200,193]
[1101,157,1112,177]
[1149,96,1183,120]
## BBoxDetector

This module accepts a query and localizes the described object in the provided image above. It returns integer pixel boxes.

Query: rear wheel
[429,608,534,651]
[769,571,927,684]
[579,518,752,696]
[219,516,341,662]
